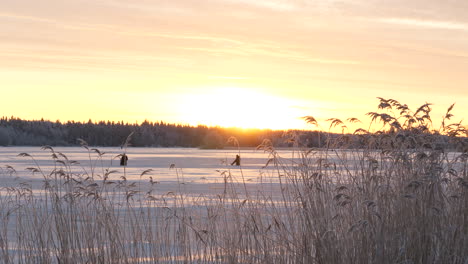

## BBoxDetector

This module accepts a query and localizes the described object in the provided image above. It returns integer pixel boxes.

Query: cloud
[0,12,55,23]
[118,31,245,46]
[222,0,299,11]
[377,17,468,31]
[208,76,249,80]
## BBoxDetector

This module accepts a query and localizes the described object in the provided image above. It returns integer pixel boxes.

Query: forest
[0,116,311,148]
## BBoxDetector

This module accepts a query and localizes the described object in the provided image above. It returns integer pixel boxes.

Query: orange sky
[1,0,468,130]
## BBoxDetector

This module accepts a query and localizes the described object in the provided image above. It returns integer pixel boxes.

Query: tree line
[0,117,316,148]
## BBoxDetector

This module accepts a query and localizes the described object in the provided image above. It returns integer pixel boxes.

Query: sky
[1,0,468,130]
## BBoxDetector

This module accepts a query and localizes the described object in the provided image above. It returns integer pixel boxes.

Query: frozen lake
[0,146,306,199]
[0,146,289,181]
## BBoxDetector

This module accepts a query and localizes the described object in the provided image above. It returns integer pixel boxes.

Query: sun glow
[179,87,308,130]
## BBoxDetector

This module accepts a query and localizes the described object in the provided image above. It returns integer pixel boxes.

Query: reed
[0,97,467,263]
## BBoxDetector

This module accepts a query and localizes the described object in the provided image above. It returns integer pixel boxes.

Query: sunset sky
[2,0,468,130]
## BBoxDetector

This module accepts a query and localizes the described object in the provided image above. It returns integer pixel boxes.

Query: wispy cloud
[208,76,249,80]
[0,12,55,23]
[1,10,245,46]
[118,31,245,46]
[376,17,468,31]
[179,45,361,66]
[223,0,298,11]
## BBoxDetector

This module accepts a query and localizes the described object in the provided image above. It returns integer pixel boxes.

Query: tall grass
[0,97,467,263]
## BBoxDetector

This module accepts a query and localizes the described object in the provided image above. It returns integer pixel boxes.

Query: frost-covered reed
[0,98,467,263]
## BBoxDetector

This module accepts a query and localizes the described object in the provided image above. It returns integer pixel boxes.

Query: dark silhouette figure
[120,154,128,166]
[231,155,240,166]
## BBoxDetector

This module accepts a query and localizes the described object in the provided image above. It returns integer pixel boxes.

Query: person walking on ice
[231,154,240,166]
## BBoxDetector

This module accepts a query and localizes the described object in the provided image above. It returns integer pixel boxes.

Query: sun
[179,87,308,130]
